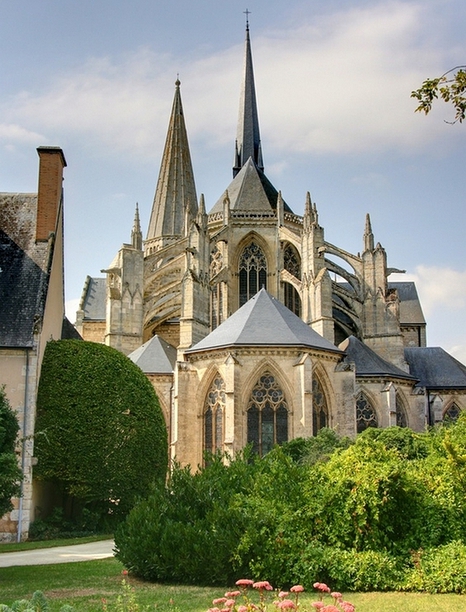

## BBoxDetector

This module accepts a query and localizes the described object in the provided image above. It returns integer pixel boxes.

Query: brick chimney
[35,146,67,242]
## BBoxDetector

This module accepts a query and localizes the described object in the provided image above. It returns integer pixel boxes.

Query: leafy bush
[0,590,74,612]
[0,386,22,517]
[116,419,466,592]
[115,452,259,585]
[405,541,466,593]
[34,340,168,528]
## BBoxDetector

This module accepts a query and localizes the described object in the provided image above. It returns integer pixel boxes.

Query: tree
[411,66,466,123]
[0,386,22,517]
[34,340,168,526]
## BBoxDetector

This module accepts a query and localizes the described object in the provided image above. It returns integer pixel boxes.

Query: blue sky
[1,0,465,360]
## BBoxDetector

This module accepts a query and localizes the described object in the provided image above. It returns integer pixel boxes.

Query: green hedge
[34,340,168,527]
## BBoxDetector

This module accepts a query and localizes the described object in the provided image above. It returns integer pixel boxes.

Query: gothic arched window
[444,402,461,423]
[239,242,267,306]
[204,375,226,455]
[211,283,225,330]
[356,392,378,433]
[284,245,301,278]
[283,244,301,316]
[396,395,408,428]
[247,372,288,456]
[312,377,329,435]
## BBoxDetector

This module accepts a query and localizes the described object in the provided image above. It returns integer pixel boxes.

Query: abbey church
[76,24,466,467]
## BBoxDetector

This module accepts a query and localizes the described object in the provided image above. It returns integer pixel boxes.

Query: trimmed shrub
[34,340,168,528]
[0,386,22,517]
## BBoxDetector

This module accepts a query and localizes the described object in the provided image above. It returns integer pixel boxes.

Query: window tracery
[247,372,288,456]
[313,377,329,435]
[204,375,226,455]
[239,242,267,306]
[356,392,377,433]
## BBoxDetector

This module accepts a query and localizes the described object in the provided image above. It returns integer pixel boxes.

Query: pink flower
[213,598,227,605]
[278,591,289,599]
[122,569,128,576]
[290,585,304,593]
[330,592,342,600]
[313,583,331,593]
[311,603,325,610]
[340,604,355,612]
[321,606,340,612]
[224,600,236,608]
[253,581,273,591]
[238,607,249,612]
[225,591,241,598]
[236,579,254,587]
[276,599,296,610]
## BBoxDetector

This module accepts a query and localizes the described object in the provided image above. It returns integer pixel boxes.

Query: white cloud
[1,1,463,163]
[0,123,45,145]
[65,298,80,324]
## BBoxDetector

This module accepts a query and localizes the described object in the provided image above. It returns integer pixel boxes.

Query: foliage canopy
[116,420,466,592]
[34,340,168,526]
[0,386,22,517]
[411,66,466,123]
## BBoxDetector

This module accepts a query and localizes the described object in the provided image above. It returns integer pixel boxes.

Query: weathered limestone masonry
[77,24,466,469]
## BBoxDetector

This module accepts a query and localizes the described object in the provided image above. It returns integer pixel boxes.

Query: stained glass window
[312,377,329,435]
[356,392,377,433]
[239,243,267,306]
[204,375,226,455]
[247,372,288,456]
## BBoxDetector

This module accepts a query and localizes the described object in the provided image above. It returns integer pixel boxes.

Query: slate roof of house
[210,157,293,214]
[186,288,343,355]
[78,276,106,320]
[0,193,50,348]
[339,335,417,381]
[128,335,177,374]
[404,347,466,389]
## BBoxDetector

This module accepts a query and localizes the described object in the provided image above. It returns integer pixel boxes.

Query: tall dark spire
[146,79,198,244]
[233,20,264,177]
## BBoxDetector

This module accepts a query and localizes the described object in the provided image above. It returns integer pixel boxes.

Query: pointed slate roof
[404,347,466,389]
[209,157,293,214]
[146,79,197,240]
[233,23,263,177]
[339,335,417,381]
[128,335,177,374]
[186,288,343,354]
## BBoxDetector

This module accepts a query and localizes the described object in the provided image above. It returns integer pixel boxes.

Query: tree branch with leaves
[411,66,466,123]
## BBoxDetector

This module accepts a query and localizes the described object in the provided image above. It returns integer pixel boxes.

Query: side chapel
[76,23,466,467]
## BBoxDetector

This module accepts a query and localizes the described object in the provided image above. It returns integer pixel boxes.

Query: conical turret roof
[146,79,197,241]
[186,288,343,354]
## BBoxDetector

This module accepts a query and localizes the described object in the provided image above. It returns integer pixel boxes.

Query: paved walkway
[0,539,115,567]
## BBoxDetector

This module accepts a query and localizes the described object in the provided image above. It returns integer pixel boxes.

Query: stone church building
[76,24,466,468]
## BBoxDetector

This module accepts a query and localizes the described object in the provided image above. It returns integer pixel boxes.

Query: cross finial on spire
[244,8,251,29]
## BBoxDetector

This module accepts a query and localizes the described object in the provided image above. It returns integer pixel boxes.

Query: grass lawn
[0,558,466,612]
